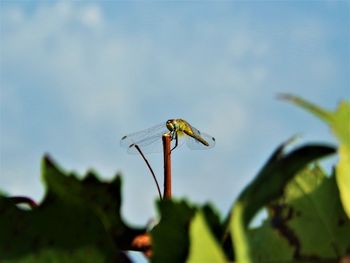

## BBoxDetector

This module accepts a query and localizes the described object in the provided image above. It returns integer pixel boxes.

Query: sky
[0,1,349,260]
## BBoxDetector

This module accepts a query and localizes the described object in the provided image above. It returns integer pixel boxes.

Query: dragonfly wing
[127,131,186,153]
[186,128,216,150]
[120,123,169,154]
[126,136,163,154]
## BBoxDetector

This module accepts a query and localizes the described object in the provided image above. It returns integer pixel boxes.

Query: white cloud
[1,2,135,125]
[79,4,103,28]
[3,6,24,24]
[54,1,73,19]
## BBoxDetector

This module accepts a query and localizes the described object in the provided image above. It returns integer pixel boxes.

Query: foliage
[0,156,143,262]
[280,95,350,218]
[0,95,349,262]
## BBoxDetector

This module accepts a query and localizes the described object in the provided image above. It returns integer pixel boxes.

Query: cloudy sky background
[0,0,349,241]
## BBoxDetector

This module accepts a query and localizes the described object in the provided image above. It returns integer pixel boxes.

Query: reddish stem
[130,233,152,258]
[162,134,172,199]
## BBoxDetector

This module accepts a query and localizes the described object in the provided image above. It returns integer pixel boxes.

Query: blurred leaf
[187,210,227,263]
[334,103,350,219]
[201,204,225,245]
[237,142,335,225]
[337,145,350,218]
[0,195,122,262]
[332,102,350,150]
[230,141,335,263]
[281,166,350,258]
[42,156,144,249]
[281,94,350,218]
[202,204,235,261]
[42,158,124,229]
[248,220,294,262]
[151,199,196,263]
[0,155,134,262]
[248,166,350,262]
[151,200,229,263]
[278,94,333,123]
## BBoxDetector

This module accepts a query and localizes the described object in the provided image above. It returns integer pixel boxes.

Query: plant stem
[134,144,162,200]
[162,134,172,199]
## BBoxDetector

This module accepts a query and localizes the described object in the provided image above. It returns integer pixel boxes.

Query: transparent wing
[120,123,169,154]
[125,133,186,154]
[170,134,186,149]
[186,125,216,150]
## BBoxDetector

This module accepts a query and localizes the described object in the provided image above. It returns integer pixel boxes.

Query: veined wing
[120,123,169,154]
[186,125,216,150]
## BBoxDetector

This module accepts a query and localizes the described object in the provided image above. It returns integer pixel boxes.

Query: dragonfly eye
[166,120,174,131]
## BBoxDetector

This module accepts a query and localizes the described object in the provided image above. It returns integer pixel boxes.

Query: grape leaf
[151,199,196,263]
[0,155,139,262]
[187,210,227,263]
[229,141,335,263]
[248,166,350,262]
[281,94,350,218]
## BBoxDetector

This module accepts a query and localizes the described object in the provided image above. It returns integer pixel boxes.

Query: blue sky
[0,0,349,240]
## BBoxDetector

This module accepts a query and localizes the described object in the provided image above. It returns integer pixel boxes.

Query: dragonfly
[120,119,216,154]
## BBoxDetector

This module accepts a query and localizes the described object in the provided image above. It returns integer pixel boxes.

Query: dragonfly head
[166,119,178,132]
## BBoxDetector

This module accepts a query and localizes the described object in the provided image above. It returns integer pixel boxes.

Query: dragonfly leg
[171,132,178,152]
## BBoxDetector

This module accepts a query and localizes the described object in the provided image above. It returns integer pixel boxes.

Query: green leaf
[200,204,226,247]
[202,204,235,261]
[278,94,333,123]
[332,102,350,149]
[230,141,335,263]
[334,103,350,219]
[337,145,350,218]
[248,220,294,262]
[281,94,350,218]
[187,210,227,263]
[42,155,125,228]
[0,155,135,262]
[248,166,350,262]
[281,166,350,258]
[42,156,144,250]
[0,195,120,262]
[151,199,196,263]
[238,142,335,225]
